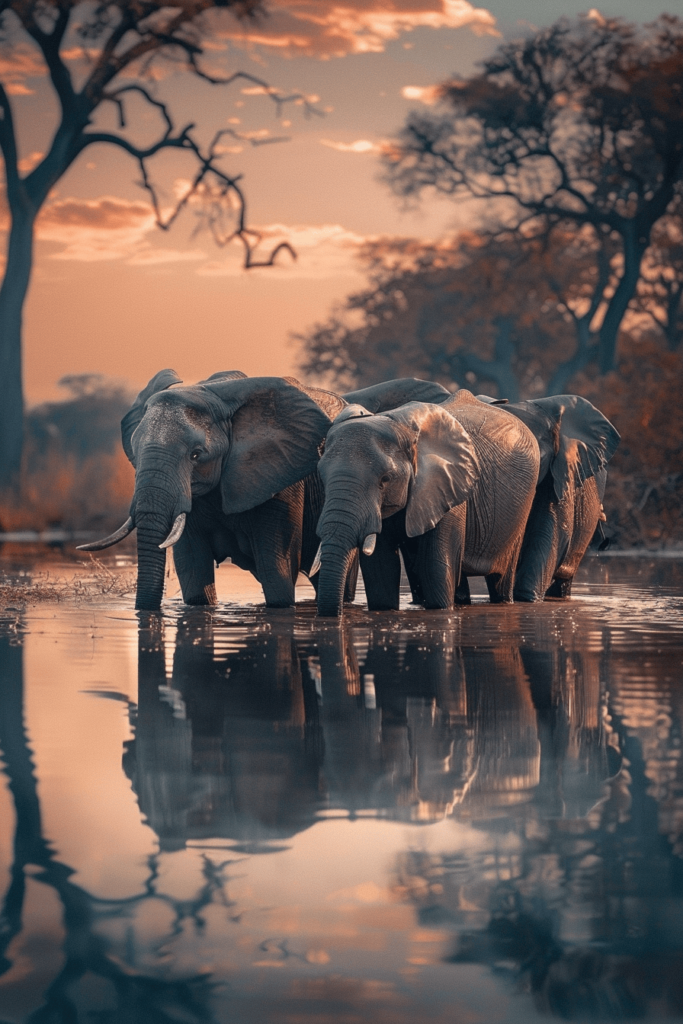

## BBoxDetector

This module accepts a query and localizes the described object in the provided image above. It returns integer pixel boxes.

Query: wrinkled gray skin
[477,394,620,601]
[315,389,540,617]
[80,371,344,611]
[80,373,449,612]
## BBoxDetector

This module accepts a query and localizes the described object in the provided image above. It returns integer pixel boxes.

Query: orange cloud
[219,0,498,57]
[30,196,204,264]
[400,84,442,104]
[0,44,45,90]
[320,138,380,152]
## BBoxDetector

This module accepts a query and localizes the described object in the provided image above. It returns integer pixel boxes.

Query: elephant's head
[315,401,480,616]
[499,394,620,501]
[79,370,341,610]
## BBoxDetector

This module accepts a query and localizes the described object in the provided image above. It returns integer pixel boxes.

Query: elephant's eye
[380,473,392,486]
[190,449,203,461]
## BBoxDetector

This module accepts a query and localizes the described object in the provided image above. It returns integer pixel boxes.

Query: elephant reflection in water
[127,613,618,845]
[126,613,322,852]
[392,628,683,1021]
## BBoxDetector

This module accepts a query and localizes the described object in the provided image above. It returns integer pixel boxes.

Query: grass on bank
[0,555,136,612]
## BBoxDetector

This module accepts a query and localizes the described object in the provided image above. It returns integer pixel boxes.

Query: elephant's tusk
[362,534,377,556]
[159,513,186,549]
[309,543,322,576]
[77,517,135,551]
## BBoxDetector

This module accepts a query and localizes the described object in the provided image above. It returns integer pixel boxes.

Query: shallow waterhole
[0,553,682,1023]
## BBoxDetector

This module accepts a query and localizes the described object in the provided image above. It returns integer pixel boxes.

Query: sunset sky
[3,0,679,404]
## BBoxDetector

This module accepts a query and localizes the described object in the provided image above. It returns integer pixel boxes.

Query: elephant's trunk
[316,480,381,617]
[132,450,192,611]
[135,511,172,611]
[316,536,359,617]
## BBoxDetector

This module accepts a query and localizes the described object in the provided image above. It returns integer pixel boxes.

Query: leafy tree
[0,0,315,490]
[633,210,683,351]
[579,337,683,547]
[382,15,683,379]
[298,230,624,400]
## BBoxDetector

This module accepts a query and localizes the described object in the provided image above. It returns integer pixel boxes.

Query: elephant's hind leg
[249,485,303,608]
[545,577,573,598]
[414,505,465,610]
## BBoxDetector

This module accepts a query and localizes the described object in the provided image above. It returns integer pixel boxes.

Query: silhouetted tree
[297,229,622,399]
[382,15,683,379]
[0,0,316,489]
[633,209,683,350]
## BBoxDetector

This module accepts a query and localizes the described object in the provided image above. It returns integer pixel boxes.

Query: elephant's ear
[532,395,620,501]
[502,400,559,482]
[200,370,248,383]
[476,394,508,405]
[387,402,480,538]
[204,376,335,514]
[121,369,182,465]
[343,378,451,412]
[284,378,347,420]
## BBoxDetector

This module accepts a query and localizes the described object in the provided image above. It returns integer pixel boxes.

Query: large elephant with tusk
[79,370,344,611]
[79,372,452,612]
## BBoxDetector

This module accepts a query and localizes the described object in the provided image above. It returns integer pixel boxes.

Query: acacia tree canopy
[382,14,683,379]
[297,232,594,400]
[0,0,317,489]
[297,220,683,401]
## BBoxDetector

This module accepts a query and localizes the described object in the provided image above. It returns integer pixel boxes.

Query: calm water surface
[0,555,682,1023]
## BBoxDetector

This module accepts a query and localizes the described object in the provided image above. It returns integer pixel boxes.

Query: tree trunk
[547,319,598,394]
[0,209,35,492]
[456,317,520,401]
[598,231,647,374]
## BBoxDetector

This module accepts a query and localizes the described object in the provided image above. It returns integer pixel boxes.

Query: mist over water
[1,556,682,1023]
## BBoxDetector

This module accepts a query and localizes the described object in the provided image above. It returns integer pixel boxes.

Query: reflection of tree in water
[0,624,242,1024]
[392,630,683,1020]
[5,605,683,1021]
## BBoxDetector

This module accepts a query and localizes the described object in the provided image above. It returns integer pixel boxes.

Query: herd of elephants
[78,371,620,615]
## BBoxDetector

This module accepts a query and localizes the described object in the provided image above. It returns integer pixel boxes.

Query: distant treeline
[1,364,680,550]
[0,375,134,534]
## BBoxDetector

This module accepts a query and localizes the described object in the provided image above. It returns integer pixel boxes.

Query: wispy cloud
[219,0,498,57]
[320,139,380,153]
[3,192,368,278]
[35,196,158,261]
[197,223,368,279]
[0,44,45,93]
[401,84,442,105]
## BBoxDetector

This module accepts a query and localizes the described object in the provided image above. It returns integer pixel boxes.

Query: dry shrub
[0,555,136,610]
[576,337,683,548]
[0,448,134,532]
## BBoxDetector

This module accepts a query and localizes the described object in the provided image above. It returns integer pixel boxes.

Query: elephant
[79,372,454,612]
[313,388,540,616]
[79,370,345,610]
[476,394,620,601]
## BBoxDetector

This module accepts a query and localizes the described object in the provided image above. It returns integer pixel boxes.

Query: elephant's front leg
[412,504,466,610]
[249,483,303,608]
[360,529,402,611]
[172,519,217,606]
